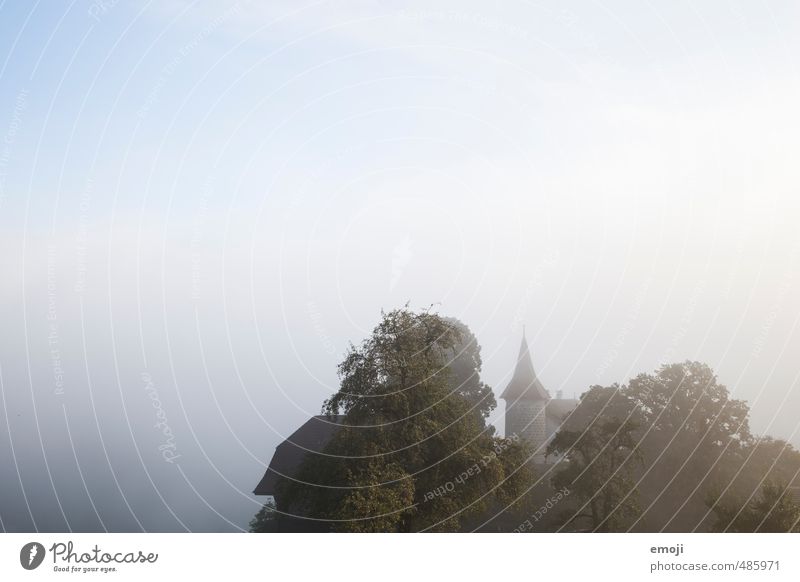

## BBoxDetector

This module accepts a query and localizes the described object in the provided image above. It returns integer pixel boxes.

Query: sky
[1,0,799,532]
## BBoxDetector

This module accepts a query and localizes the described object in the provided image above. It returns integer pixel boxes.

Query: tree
[707,481,800,532]
[443,318,497,430]
[623,361,752,530]
[705,437,800,532]
[249,499,277,532]
[278,307,535,532]
[626,362,751,454]
[547,386,642,531]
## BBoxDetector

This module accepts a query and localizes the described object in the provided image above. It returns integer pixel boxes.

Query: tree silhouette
[547,386,642,531]
[276,307,535,532]
[707,481,800,532]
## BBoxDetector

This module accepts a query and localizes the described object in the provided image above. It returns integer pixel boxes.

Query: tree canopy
[546,361,799,532]
[249,499,277,533]
[253,322,798,533]
[547,385,642,531]
[276,307,535,532]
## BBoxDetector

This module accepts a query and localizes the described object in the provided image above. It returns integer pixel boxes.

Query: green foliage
[249,499,277,532]
[627,361,751,454]
[278,307,535,532]
[705,438,800,532]
[623,362,752,530]
[547,386,642,531]
[443,318,497,430]
[546,361,793,533]
[259,323,797,533]
[332,460,416,533]
[707,481,800,532]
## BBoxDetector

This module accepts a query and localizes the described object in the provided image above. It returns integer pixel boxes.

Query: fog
[1,0,799,531]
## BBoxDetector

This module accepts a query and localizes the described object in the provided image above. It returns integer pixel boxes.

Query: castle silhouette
[253,331,578,529]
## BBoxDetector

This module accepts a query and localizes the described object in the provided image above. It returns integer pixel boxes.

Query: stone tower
[501,331,550,462]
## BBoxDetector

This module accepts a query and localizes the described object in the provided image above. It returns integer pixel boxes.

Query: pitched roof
[500,332,550,401]
[253,415,344,496]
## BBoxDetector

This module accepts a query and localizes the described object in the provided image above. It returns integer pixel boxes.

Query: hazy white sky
[1,0,799,531]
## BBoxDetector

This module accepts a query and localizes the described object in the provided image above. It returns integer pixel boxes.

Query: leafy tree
[623,362,752,530]
[547,362,796,533]
[705,438,800,532]
[249,499,277,532]
[443,318,497,430]
[278,307,535,532]
[736,437,800,487]
[707,481,800,532]
[749,482,800,532]
[331,460,416,533]
[547,386,642,531]
[627,361,751,454]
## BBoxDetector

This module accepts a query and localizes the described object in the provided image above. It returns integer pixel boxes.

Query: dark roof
[500,333,550,401]
[253,415,344,496]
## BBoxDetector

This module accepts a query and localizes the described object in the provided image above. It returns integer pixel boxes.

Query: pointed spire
[500,329,550,401]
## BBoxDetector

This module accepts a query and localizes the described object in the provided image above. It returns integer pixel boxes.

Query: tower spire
[500,329,550,401]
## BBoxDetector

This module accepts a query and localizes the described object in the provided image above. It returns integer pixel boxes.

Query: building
[253,330,579,526]
[500,331,578,463]
[253,414,344,532]
[253,414,343,500]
